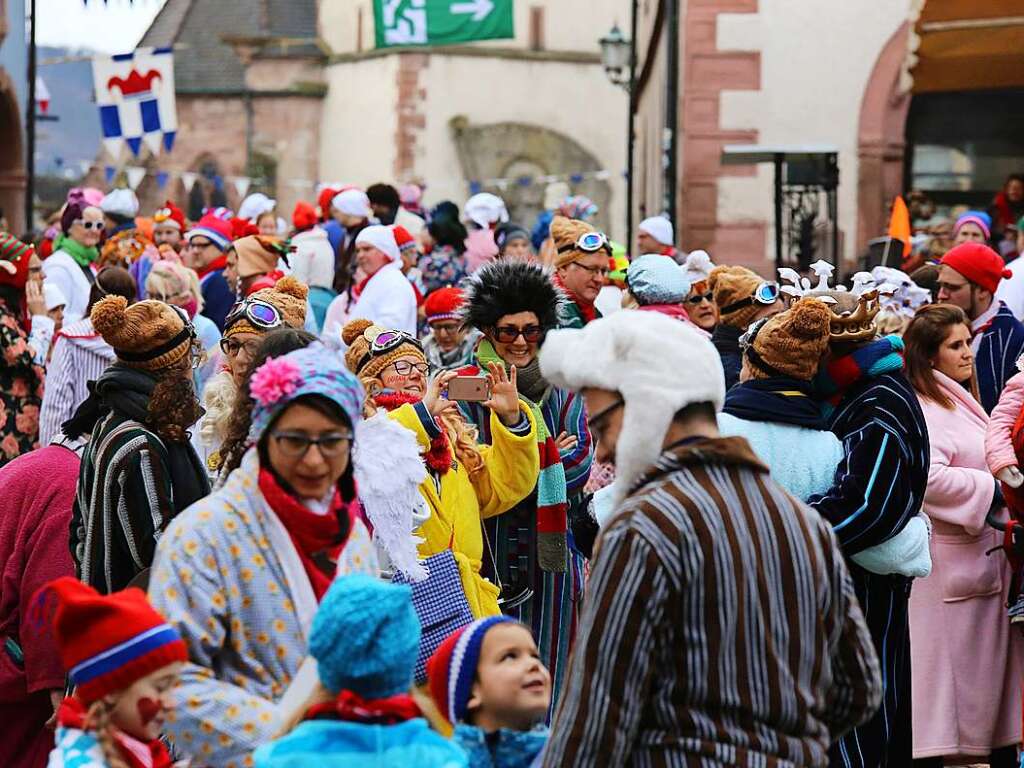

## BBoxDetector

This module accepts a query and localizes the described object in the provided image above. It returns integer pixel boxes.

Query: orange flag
[887,195,912,259]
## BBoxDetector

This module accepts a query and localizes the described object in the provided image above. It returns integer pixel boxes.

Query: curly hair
[219,328,318,475]
[147,358,204,443]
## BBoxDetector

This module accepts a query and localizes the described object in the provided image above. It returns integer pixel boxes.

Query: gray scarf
[515,356,550,404]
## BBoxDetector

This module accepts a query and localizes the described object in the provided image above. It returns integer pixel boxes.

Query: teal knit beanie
[310,574,421,698]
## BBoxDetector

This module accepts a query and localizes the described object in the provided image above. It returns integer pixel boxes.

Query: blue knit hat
[310,574,421,698]
[426,615,516,726]
[626,253,691,305]
[248,343,365,443]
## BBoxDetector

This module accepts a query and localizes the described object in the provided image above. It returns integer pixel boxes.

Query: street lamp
[599,24,631,90]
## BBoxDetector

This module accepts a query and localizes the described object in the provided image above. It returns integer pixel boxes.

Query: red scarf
[374,391,453,474]
[306,690,420,725]
[195,253,228,280]
[258,468,353,600]
[57,697,173,768]
[553,273,597,324]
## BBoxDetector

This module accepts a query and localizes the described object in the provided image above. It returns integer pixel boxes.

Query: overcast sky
[37,0,168,54]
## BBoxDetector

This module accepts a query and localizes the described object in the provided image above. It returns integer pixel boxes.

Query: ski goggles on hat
[720,281,780,315]
[557,230,612,255]
[355,329,423,373]
[738,316,790,378]
[225,298,283,331]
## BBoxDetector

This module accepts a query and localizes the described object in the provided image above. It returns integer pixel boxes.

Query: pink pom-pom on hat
[249,355,301,407]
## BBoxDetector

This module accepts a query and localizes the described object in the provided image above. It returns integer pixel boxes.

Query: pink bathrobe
[985,368,1024,476]
[911,369,1024,758]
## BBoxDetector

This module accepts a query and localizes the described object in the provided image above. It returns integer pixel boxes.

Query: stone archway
[0,68,26,234]
[856,21,912,255]
[449,117,611,233]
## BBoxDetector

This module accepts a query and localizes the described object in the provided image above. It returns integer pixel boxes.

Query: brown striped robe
[544,437,882,767]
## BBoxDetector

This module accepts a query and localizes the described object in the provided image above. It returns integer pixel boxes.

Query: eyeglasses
[220,337,261,358]
[587,397,624,443]
[557,231,611,255]
[186,238,214,250]
[387,360,430,376]
[225,298,283,331]
[492,325,545,344]
[270,430,353,458]
[686,291,714,305]
[430,322,461,335]
[74,220,103,231]
[719,281,780,315]
[569,261,609,279]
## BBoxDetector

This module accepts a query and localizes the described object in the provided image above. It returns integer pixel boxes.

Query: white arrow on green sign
[374,0,515,48]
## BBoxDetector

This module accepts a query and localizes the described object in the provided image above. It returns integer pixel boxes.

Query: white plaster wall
[318,56,399,186]
[715,0,910,264]
[414,54,628,239]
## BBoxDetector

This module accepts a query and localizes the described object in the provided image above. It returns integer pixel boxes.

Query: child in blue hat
[254,574,467,767]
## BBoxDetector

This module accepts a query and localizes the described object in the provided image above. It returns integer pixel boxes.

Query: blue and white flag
[92,47,177,159]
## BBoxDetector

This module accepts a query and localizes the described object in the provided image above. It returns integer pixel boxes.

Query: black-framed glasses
[492,325,545,344]
[186,238,214,250]
[686,291,714,305]
[220,337,260,358]
[270,430,354,458]
[225,298,282,331]
[387,360,429,376]
[587,397,624,442]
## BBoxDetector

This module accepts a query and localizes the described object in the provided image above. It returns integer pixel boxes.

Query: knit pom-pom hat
[310,574,421,698]
[91,295,195,372]
[426,616,515,727]
[248,342,365,443]
[747,298,831,381]
[550,215,601,268]
[35,577,186,705]
[709,265,769,329]
[424,286,466,324]
[461,260,563,332]
[343,318,426,383]
[224,275,309,338]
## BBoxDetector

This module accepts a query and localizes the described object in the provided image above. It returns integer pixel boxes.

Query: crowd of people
[1,178,1024,768]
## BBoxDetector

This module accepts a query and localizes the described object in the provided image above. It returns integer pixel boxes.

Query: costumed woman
[42,190,103,325]
[342,317,539,620]
[149,344,408,765]
[458,259,594,710]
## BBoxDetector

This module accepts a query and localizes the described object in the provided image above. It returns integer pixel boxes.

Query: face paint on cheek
[136,697,163,725]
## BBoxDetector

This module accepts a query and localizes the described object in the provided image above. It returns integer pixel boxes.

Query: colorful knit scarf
[57,697,173,768]
[815,335,905,413]
[53,233,98,268]
[475,339,567,572]
[374,390,453,474]
[553,274,597,324]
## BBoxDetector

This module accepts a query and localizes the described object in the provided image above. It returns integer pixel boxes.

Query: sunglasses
[75,220,103,231]
[492,325,545,344]
[557,231,612,255]
[270,430,354,458]
[225,298,282,331]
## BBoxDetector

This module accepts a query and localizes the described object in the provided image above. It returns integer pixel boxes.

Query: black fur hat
[462,260,563,331]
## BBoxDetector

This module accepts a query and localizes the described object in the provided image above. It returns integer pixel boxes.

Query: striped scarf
[815,335,905,413]
[475,340,567,572]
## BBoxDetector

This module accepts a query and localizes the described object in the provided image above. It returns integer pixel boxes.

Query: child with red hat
[422,287,480,372]
[426,617,551,768]
[151,201,186,253]
[40,577,187,768]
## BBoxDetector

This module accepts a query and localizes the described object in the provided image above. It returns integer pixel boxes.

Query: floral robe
[149,449,378,768]
[0,305,44,466]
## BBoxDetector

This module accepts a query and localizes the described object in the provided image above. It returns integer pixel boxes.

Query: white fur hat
[540,311,725,505]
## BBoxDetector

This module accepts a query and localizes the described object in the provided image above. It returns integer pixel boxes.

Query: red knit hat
[293,200,317,232]
[153,200,186,231]
[392,224,416,253]
[230,216,260,240]
[940,242,1012,294]
[39,577,187,705]
[317,187,339,220]
[0,233,34,289]
[424,287,465,324]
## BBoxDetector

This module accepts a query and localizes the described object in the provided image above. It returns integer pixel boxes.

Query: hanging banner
[92,46,178,158]
[125,166,146,190]
[180,171,198,193]
[374,0,514,48]
[232,176,252,199]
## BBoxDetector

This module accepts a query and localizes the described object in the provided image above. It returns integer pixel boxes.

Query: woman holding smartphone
[342,318,539,619]
[457,260,594,713]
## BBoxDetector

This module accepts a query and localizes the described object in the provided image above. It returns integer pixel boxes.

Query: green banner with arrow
[374,0,515,48]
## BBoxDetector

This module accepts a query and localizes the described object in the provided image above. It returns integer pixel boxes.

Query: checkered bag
[393,549,474,683]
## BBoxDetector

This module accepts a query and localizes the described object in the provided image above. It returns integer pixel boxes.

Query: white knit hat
[100,188,139,219]
[332,189,372,219]
[638,216,674,247]
[681,249,715,285]
[540,311,724,506]
[355,225,400,262]
[238,192,276,221]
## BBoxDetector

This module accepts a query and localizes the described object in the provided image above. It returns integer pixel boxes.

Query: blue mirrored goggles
[557,230,611,255]
[225,298,283,331]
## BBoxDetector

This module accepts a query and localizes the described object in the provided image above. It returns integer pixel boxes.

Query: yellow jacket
[387,402,539,617]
